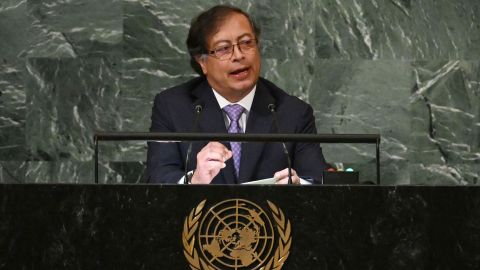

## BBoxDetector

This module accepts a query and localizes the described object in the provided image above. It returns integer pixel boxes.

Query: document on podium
[242,177,276,185]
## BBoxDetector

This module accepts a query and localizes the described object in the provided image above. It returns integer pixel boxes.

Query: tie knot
[223,104,244,122]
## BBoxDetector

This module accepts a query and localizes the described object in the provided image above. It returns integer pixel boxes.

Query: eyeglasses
[207,39,258,60]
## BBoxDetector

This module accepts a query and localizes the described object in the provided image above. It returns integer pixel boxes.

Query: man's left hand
[273,168,300,185]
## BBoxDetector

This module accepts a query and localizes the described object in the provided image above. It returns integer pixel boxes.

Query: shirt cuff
[178,170,194,184]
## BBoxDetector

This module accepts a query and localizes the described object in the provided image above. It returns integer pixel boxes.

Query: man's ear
[195,55,208,75]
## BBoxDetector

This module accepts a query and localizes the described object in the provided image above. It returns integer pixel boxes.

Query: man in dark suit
[147,5,327,184]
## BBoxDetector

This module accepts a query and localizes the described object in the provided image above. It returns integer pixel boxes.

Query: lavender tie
[223,104,245,178]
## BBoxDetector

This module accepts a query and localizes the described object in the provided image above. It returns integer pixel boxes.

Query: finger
[273,168,297,180]
[275,177,289,185]
[204,160,227,170]
[212,146,233,159]
[273,170,288,180]
[205,142,232,159]
[198,143,226,159]
[207,141,227,151]
[204,151,227,163]
[207,141,224,148]
[274,168,299,184]
[225,149,233,159]
[275,175,300,185]
[292,175,300,184]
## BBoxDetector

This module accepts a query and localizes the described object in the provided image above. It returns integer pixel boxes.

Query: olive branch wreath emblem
[182,199,292,270]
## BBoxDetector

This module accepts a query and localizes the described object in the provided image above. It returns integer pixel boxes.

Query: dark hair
[186,5,261,75]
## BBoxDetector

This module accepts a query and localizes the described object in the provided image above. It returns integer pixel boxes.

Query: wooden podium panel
[1,184,479,269]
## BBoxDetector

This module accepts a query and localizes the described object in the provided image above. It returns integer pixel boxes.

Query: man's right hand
[191,142,232,184]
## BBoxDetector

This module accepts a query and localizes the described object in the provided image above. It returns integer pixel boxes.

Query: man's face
[197,13,261,102]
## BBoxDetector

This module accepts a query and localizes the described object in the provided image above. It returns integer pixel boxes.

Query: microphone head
[267,103,276,111]
[193,99,204,113]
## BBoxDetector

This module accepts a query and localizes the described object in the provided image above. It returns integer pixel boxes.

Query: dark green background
[1,0,479,184]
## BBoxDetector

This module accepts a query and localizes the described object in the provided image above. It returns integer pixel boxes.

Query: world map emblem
[182,199,292,270]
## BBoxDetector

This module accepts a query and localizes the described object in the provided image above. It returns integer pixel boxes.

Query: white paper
[242,177,276,185]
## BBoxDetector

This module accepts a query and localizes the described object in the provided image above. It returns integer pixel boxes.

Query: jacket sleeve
[292,104,328,183]
[146,93,185,183]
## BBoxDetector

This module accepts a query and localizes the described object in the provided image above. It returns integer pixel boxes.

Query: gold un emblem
[182,199,292,270]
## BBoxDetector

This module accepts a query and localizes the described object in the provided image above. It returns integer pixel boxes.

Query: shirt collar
[211,85,256,113]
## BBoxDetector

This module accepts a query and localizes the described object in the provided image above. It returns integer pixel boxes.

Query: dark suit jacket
[146,77,327,184]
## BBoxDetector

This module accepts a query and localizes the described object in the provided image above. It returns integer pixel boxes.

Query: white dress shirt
[211,85,256,132]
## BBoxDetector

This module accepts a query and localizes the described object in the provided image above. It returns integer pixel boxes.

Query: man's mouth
[229,67,250,79]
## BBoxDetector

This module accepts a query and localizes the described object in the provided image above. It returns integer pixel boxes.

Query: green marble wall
[0,0,479,184]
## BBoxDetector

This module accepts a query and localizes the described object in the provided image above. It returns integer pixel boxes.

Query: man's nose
[231,44,245,60]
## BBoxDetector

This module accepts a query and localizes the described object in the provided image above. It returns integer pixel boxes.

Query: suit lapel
[192,80,227,134]
[191,80,237,184]
[238,81,275,183]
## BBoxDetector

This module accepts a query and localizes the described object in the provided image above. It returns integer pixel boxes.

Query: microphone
[184,102,203,184]
[268,103,293,184]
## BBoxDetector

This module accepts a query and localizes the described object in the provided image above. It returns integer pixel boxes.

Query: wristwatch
[186,170,195,184]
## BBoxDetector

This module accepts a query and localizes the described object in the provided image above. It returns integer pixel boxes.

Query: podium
[1,184,480,269]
